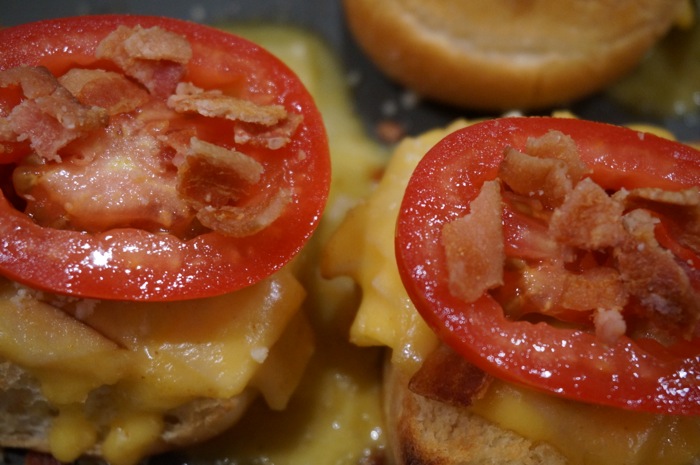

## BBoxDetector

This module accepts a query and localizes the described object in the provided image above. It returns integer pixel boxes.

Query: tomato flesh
[395,117,700,415]
[0,15,330,301]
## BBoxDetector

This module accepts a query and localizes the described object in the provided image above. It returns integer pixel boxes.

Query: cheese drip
[325,117,700,465]
[0,266,312,465]
[180,24,389,465]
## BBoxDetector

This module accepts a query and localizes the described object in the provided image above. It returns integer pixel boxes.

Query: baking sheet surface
[0,1,698,463]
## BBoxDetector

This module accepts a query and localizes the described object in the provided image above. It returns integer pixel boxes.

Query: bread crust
[344,0,686,111]
[383,358,568,465]
[0,358,254,458]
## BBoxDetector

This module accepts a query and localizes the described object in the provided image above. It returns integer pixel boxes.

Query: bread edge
[383,357,569,465]
[0,358,254,460]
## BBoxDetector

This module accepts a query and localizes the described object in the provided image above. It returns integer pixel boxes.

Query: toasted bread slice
[0,358,254,458]
[383,358,568,465]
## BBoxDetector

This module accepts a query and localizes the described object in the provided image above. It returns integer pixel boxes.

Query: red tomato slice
[395,117,700,415]
[0,15,330,301]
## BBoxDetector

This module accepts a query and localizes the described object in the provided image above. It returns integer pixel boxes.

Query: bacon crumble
[521,262,627,318]
[442,179,505,303]
[59,68,151,115]
[549,177,626,249]
[615,209,700,336]
[444,128,700,344]
[234,112,303,150]
[177,137,264,208]
[168,82,303,150]
[2,24,299,240]
[620,186,700,255]
[195,187,293,238]
[96,25,192,98]
[0,66,108,162]
[499,147,573,208]
[168,82,287,125]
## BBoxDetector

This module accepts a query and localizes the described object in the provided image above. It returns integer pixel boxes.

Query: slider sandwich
[324,116,700,464]
[0,14,330,465]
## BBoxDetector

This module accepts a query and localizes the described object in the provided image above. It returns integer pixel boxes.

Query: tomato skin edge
[0,15,331,302]
[395,116,700,415]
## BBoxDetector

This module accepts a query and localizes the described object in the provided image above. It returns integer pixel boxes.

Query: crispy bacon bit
[177,137,289,237]
[0,66,55,97]
[0,66,108,161]
[525,130,590,183]
[375,119,406,144]
[499,147,572,208]
[409,343,492,408]
[168,82,287,125]
[560,266,628,311]
[178,137,264,205]
[519,263,565,314]
[96,25,192,98]
[157,127,198,164]
[620,186,700,255]
[234,112,303,150]
[168,82,303,150]
[614,209,700,335]
[625,186,700,207]
[549,177,626,249]
[442,180,504,303]
[499,130,590,208]
[453,129,699,345]
[196,187,292,238]
[59,68,150,115]
[522,262,627,316]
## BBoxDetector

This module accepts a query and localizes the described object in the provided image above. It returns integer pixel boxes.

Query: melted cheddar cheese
[325,117,700,465]
[0,267,312,465]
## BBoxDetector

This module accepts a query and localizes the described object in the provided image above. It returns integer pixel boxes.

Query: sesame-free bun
[0,358,254,459]
[343,0,687,111]
[383,358,568,465]
[0,357,255,457]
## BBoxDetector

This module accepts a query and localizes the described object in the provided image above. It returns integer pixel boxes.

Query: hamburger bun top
[343,0,689,111]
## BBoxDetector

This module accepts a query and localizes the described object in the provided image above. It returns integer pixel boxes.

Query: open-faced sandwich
[324,116,700,464]
[0,14,330,465]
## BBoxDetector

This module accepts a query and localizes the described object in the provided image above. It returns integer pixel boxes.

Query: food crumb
[375,119,405,144]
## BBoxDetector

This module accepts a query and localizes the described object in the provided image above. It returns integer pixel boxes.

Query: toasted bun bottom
[383,358,567,465]
[344,0,685,111]
[0,358,253,458]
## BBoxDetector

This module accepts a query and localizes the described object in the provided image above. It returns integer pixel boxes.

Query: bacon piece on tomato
[0,66,108,161]
[442,179,504,303]
[95,25,192,98]
[59,68,151,115]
